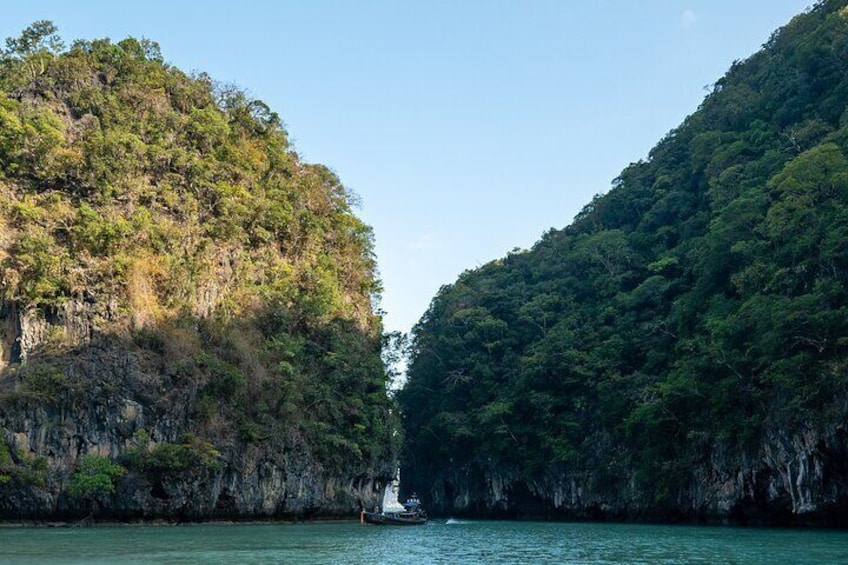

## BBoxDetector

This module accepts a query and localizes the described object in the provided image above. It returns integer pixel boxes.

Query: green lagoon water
[0,520,846,564]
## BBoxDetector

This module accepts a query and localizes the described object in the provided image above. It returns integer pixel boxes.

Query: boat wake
[445,518,471,525]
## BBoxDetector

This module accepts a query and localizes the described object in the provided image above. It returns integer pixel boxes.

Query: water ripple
[0,520,846,564]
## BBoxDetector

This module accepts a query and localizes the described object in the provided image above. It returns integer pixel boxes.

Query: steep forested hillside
[399,0,848,525]
[0,23,396,520]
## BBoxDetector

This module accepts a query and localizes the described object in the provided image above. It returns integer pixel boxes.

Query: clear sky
[3,1,813,337]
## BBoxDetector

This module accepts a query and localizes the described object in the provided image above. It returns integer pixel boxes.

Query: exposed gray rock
[0,298,389,522]
[420,424,848,525]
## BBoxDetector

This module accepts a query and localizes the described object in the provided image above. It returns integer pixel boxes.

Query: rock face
[417,425,848,526]
[0,299,388,522]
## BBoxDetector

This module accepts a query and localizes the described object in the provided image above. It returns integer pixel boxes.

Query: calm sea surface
[0,520,846,564]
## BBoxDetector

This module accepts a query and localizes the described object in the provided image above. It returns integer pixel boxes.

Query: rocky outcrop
[0,296,122,372]
[416,424,848,526]
[0,299,388,522]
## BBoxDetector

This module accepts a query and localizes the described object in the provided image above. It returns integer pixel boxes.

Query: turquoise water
[0,520,846,564]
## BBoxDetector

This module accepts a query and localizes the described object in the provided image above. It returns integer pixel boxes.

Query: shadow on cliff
[0,300,396,522]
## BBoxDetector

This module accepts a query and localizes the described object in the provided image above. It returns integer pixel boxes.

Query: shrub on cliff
[68,454,125,502]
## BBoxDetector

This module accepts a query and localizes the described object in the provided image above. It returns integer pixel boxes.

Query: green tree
[2,20,64,81]
[68,454,125,504]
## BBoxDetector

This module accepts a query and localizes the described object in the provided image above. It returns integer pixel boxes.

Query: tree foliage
[68,454,125,502]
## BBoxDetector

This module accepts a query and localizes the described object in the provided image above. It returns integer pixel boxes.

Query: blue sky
[3,1,812,336]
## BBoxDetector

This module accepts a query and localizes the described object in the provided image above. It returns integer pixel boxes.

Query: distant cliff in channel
[399,0,848,527]
[0,22,397,521]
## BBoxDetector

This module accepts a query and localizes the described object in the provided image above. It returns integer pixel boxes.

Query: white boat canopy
[381,471,406,513]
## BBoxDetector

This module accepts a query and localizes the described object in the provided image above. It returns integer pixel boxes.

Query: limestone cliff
[417,423,848,526]
[0,25,395,521]
[398,1,848,526]
[0,299,390,521]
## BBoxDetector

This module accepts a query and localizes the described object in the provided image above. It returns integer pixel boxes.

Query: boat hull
[361,511,426,526]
